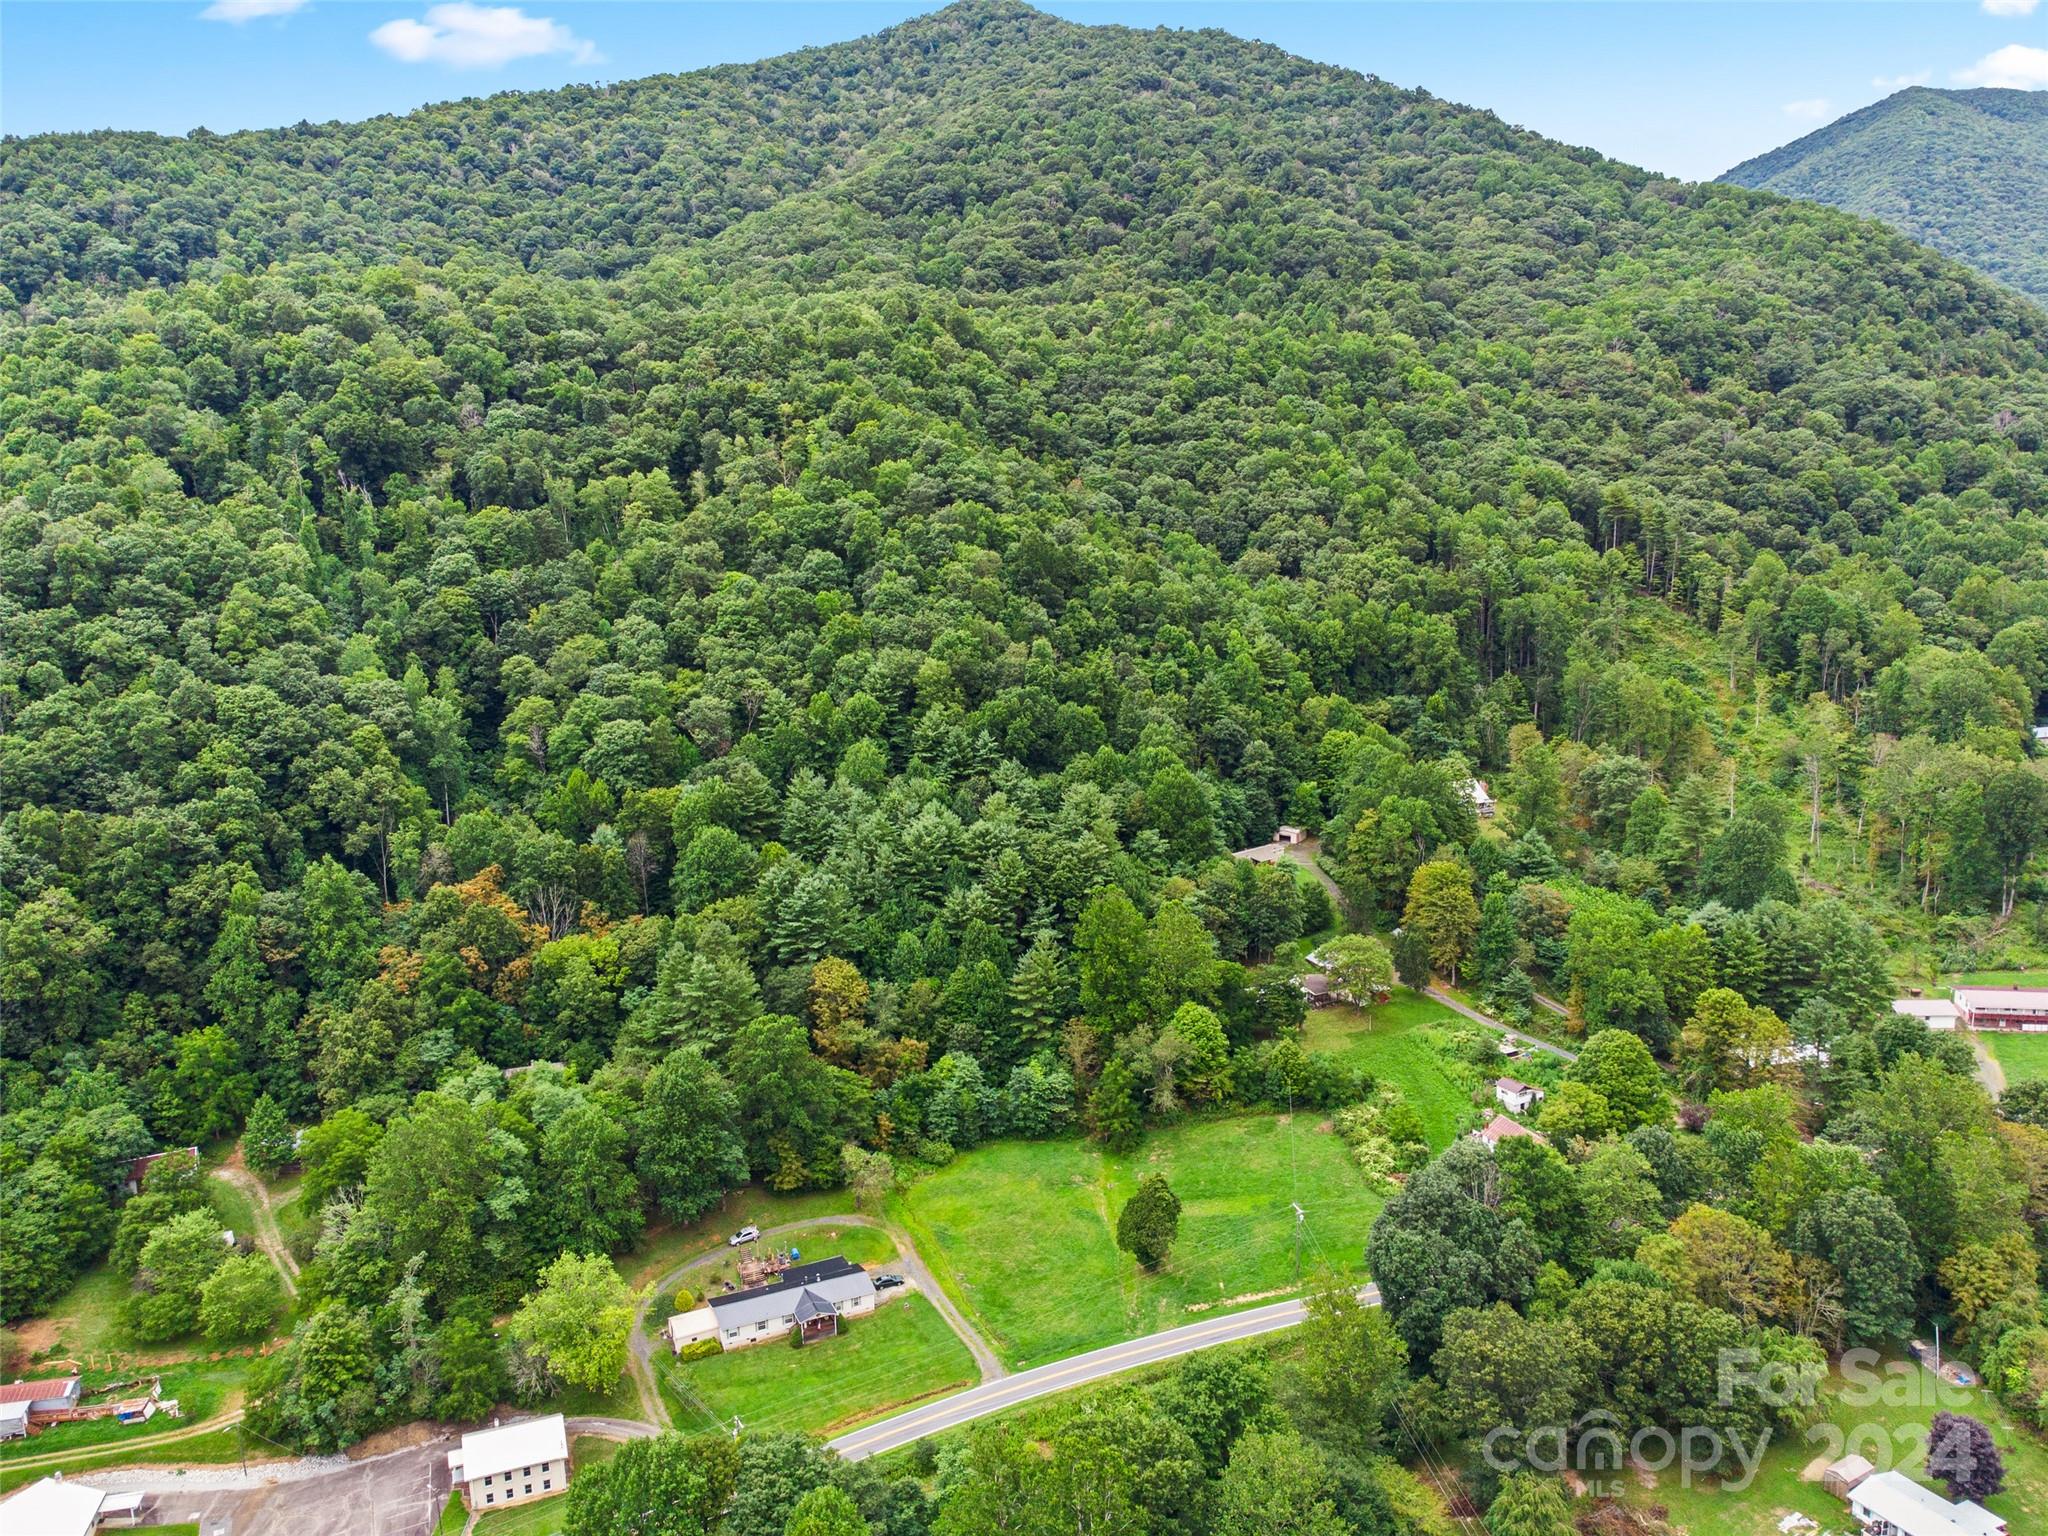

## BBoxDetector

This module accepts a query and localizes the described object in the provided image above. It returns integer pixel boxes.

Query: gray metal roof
[710,1264,874,1331]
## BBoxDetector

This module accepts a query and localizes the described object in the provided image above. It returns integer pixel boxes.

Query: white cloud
[370,3,598,69]
[1954,43,2048,88]
[200,0,307,21]
[1782,98,1835,122]
[1871,71,1932,90]
[1982,0,2039,17]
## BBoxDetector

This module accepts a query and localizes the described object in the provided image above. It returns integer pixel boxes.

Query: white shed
[666,1307,720,1352]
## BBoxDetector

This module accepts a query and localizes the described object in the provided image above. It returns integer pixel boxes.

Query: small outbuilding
[1468,780,1496,819]
[1297,973,1334,1008]
[666,1307,721,1353]
[0,1377,82,1436]
[1821,1453,1874,1498]
[1891,998,1960,1031]
[1493,1078,1545,1114]
[1275,825,1307,846]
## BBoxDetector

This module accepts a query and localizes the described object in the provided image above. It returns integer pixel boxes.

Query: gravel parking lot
[88,1438,454,1536]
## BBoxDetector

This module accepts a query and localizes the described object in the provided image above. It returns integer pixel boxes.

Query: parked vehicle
[728,1225,760,1247]
[874,1273,906,1289]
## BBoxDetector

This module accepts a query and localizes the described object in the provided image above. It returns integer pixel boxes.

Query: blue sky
[4,2,2046,181]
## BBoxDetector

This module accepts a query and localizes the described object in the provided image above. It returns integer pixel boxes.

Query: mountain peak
[1721,86,2048,303]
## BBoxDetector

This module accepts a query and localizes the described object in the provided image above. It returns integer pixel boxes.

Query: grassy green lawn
[662,1294,975,1438]
[1302,992,1485,1150]
[0,1428,252,1495]
[533,1370,641,1423]
[0,1360,251,1463]
[1616,1357,2048,1536]
[473,1492,572,1536]
[889,1113,1381,1369]
[1949,969,2048,989]
[1984,1029,2048,1085]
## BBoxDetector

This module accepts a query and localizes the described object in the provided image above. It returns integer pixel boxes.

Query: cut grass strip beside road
[662,1294,976,1438]
[889,1113,1381,1370]
[0,1428,250,1495]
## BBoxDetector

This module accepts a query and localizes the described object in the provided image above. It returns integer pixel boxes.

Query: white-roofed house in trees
[448,1413,570,1515]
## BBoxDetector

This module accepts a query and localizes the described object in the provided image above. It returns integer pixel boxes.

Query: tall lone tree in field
[1926,1411,2004,1504]
[1117,1173,1182,1270]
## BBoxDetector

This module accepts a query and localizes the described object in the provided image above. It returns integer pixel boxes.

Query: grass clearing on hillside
[889,1114,1380,1369]
[662,1294,974,1437]
[1614,1357,2048,1536]
[1985,1029,2048,1084]
[1302,992,1485,1149]
[0,1360,251,1463]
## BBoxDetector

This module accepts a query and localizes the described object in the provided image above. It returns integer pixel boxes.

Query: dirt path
[1282,840,1352,923]
[627,1212,1005,1430]
[213,1152,300,1297]
[1969,1031,2007,1097]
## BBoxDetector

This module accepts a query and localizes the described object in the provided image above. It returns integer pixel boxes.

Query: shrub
[677,1337,722,1363]
[671,1287,698,1314]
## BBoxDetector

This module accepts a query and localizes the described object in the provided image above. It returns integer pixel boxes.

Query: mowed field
[1616,1358,2048,1536]
[889,1113,1381,1369]
[1984,1028,2048,1085]
[661,1294,975,1438]
[1301,991,1487,1150]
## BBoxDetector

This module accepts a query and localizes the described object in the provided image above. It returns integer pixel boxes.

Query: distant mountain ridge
[1721,86,2048,304]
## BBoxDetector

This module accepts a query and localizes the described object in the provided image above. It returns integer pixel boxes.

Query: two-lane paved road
[828,1283,1382,1461]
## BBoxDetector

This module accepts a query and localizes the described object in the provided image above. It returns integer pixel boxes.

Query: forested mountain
[1722,86,2048,304]
[6,3,2048,1522]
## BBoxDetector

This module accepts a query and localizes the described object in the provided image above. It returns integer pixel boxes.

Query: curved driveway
[828,1282,1382,1461]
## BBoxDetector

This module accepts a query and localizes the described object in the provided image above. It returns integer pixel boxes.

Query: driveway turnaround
[828,1283,1382,1461]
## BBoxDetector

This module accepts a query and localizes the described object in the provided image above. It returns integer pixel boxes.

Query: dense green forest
[1722,86,2048,304]
[6,4,2048,1532]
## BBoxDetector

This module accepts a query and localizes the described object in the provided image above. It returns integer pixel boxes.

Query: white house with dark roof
[707,1256,876,1349]
[448,1413,569,1515]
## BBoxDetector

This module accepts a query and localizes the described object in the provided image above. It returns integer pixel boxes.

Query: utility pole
[1290,1203,1306,1285]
